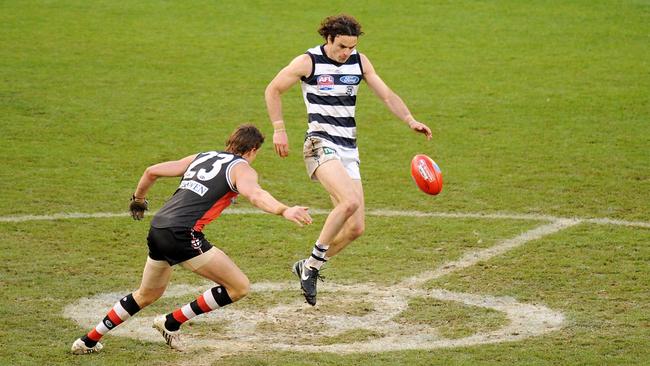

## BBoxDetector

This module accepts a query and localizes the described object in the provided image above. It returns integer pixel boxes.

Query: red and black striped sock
[81,293,141,347]
[164,286,232,331]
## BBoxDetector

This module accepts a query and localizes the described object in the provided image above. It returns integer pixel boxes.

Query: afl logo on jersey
[317,75,335,91]
[340,75,360,84]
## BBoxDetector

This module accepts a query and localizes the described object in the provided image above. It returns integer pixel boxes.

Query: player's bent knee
[348,223,365,240]
[339,199,360,217]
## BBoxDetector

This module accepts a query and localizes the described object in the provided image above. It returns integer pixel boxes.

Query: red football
[411,154,443,195]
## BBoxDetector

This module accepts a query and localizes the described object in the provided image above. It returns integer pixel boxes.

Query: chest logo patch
[317,74,334,91]
[340,75,360,84]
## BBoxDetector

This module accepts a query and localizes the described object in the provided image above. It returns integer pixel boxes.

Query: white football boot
[71,338,103,355]
[153,315,185,351]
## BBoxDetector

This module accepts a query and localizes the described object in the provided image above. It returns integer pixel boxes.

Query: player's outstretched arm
[265,54,313,158]
[129,154,197,220]
[361,54,433,140]
[232,163,312,226]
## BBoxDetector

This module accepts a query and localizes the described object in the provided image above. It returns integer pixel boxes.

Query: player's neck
[323,44,332,59]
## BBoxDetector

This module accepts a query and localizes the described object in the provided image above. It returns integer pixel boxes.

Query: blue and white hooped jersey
[301,45,364,149]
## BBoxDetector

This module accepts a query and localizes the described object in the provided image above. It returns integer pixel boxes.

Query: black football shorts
[146,227,213,265]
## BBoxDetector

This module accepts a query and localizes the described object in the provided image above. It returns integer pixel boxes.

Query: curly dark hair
[225,124,265,156]
[318,14,364,42]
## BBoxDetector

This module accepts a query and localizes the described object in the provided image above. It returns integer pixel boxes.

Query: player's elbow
[264,84,280,101]
[143,166,159,180]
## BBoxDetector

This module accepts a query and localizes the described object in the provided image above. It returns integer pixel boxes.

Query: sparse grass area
[319,329,383,346]
[396,297,509,339]
[233,290,297,310]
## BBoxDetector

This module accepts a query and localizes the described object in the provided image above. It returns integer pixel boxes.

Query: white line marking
[583,217,650,228]
[17,207,641,358]
[63,220,572,357]
[1,208,649,227]
[0,212,129,222]
[401,219,582,287]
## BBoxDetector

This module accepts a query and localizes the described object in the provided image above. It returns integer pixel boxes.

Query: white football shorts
[303,137,361,181]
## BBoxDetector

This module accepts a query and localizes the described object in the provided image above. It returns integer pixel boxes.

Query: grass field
[1,1,649,365]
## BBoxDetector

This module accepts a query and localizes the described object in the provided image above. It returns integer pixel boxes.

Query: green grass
[395,298,509,339]
[1,0,649,365]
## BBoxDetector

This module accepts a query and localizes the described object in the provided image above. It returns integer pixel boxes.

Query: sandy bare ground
[61,212,593,361]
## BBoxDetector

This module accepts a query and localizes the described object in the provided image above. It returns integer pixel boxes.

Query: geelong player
[71,124,312,354]
[265,14,432,305]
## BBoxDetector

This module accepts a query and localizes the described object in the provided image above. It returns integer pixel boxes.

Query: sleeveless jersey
[151,151,246,231]
[301,45,364,149]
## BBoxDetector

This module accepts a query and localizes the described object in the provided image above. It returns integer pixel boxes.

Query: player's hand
[273,130,289,157]
[129,195,149,220]
[282,206,312,226]
[409,120,432,140]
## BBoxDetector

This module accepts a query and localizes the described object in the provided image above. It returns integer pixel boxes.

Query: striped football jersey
[301,45,364,149]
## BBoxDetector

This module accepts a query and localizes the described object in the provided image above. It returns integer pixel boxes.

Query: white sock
[304,241,328,270]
